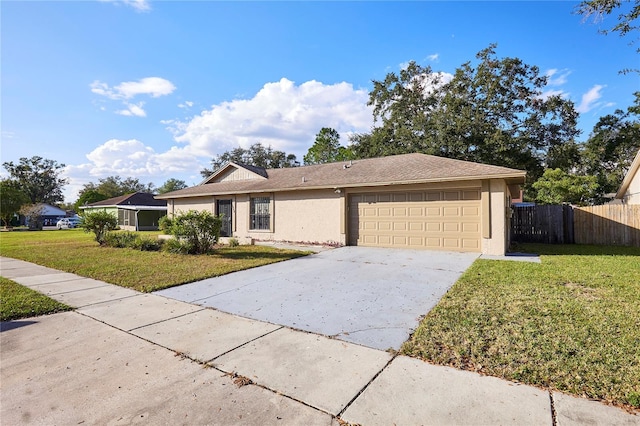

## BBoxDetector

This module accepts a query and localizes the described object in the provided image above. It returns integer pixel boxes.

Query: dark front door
[217,199,233,237]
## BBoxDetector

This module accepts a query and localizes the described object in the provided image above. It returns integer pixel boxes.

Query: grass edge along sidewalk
[0,229,310,292]
[402,243,640,412]
[1,277,72,321]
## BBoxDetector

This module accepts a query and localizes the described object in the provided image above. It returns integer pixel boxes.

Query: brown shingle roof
[86,192,167,207]
[157,153,526,199]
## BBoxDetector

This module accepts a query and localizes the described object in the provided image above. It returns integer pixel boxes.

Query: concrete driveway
[156,247,479,350]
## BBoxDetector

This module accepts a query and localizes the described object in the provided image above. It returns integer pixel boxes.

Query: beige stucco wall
[172,196,215,215]
[481,179,509,256]
[232,190,344,244]
[166,178,513,254]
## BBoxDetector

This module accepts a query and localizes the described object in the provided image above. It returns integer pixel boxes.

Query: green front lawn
[1,277,72,321]
[0,230,309,292]
[402,243,640,409]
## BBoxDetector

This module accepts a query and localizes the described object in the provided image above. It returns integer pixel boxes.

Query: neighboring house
[23,204,67,227]
[615,149,640,205]
[156,153,526,256]
[81,192,167,231]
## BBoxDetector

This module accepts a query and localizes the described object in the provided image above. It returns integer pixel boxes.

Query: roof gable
[201,162,268,184]
[158,153,526,199]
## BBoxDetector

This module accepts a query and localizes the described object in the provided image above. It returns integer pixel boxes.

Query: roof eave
[159,172,527,199]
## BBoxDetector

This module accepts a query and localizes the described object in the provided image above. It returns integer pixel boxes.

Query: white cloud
[577,84,605,113]
[115,102,146,117]
[173,78,373,157]
[100,0,151,12]
[426,53,439,62]
[62,138,204,200]
[65,78,374,201]
[91,77,175,100]
[545,68,571,86]
[91,77,175,118]
[178,101,194,109]
[399,61,411,70]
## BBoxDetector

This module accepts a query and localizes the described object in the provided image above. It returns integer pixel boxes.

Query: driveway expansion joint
[126,307,209,332]
[203,325,285,364]
[337,351,399,418]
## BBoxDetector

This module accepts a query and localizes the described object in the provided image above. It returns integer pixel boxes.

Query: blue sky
[2,0,636,202]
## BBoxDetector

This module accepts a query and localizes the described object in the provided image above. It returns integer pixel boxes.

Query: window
[250,197,270,230]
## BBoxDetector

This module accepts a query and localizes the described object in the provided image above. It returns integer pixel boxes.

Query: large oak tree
[2,156,67,205]
[351,45,580,190]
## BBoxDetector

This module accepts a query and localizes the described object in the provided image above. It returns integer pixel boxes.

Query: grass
[0,229,310,292]
[1,277,72,321]
[402,243,640,410]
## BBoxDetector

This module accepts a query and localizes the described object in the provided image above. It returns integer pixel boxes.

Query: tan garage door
[348,189,481,252]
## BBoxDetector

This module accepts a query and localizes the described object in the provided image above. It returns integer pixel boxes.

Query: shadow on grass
[214,248,311,261]
[514,243,640,257]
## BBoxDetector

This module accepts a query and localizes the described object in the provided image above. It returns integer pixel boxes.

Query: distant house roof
[36,204,67,216]
[157,153,526,199]
[83,192,167,210]
[615,148,640,200]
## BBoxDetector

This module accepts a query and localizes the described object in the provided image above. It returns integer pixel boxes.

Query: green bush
[228,237,240,247]
[133,235,164,251]
[161,237,193,254]
[83,211,118,244]
[158,215,173,233]
[103,231,138,248]
[170,210,222,254]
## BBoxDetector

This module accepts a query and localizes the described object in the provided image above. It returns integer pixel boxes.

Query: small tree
[533,169,600,206]
[19,204,45,230]
[83,210,118,245]
[0,180,29,228]
[170,210,222,254]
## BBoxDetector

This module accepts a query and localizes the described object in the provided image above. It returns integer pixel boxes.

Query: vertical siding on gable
[214,167,262,183]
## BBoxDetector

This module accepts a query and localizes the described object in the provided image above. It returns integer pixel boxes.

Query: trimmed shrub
[228,237,240,247]
[170,210,222,254]
[83,211,118,244]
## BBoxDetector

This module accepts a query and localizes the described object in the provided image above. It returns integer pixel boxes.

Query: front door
[217,199,233,237]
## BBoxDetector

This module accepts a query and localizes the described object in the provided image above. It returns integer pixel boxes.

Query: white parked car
[56,217,82,229]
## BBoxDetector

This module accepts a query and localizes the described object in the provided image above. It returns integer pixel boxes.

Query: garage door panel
[462,206,479,216]
[443,207,460,217]
[349,188,481,252]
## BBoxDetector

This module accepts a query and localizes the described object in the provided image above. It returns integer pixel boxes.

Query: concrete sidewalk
[1,257,638,425]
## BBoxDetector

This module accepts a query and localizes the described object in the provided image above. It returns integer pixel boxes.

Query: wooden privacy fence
[511,204,640,246]
[511,205,574,244]
[573,205,640,246]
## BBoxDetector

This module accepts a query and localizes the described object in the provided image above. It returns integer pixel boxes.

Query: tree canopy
[303,128,355,165]
[157,178,188,194]
[2,156,68,205]
[200,142,299,178]
[532,169,600,206]
[0,179,29,227]
[351,44,580,190]
[580,92,640,200]
[79,176,155,200]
